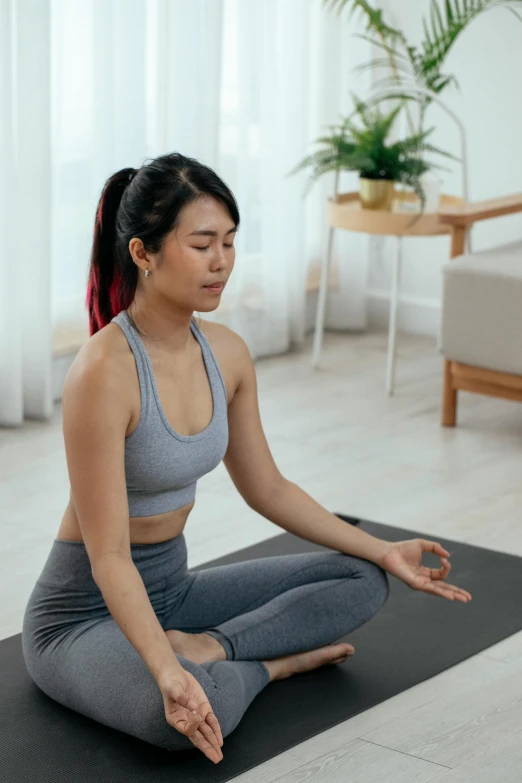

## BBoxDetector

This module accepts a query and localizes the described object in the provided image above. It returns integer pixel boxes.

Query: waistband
[36,534,188,591]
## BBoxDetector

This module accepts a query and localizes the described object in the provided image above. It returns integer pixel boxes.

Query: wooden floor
[2,328,522,782]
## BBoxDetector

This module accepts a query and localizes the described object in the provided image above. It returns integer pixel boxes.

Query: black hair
[86,152,240,335]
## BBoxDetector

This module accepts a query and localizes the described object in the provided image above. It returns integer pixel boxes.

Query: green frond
[391,134,432,155]
[379,102,404,135]
[419,1,522,81]
[367,91,420,107]
[325,0,522,115]
[431,1,445,43]
[322,0,404,40]
[353,57,414,78]
[419,142,460,161]
[428,72,458,93]
[369,77,417,94]
[352,33,413,65]
[287,149,339,177]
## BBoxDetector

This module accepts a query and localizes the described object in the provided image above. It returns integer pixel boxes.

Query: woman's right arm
[62,346,224,763]
[61,350,183,686]
[91,555,182,686]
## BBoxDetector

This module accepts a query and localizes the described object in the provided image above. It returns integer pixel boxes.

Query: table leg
[386,236,403,396]
[312,226,335,369]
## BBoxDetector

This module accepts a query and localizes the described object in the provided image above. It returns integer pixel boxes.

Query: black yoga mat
[2,516,522,783]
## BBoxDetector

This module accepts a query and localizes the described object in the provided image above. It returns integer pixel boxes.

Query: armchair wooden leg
[442,359,457,427]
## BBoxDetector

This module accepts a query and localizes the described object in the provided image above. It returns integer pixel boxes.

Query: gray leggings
[22,533,389,752]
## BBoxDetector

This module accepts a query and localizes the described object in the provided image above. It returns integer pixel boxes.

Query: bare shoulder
[64,322,135,402]
[195,317,253,393]
[196,317,248,355]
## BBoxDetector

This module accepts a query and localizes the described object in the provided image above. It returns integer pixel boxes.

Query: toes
[330,655,350,665]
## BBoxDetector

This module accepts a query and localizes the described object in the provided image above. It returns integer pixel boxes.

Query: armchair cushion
[441,239,522,375]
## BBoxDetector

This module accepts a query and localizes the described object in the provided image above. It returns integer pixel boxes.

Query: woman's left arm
[248,480,472,602]
[246,476,394,567]
[221,329,472,604]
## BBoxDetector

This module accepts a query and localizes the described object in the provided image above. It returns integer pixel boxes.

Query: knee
[338,555,389,616]
[197,667,243,739]
[362,560,390,612]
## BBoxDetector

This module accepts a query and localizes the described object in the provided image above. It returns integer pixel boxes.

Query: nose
[210,246,230,272]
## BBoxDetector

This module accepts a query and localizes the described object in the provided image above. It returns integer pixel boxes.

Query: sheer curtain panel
[1,0,53,427]
[1,0,369,428]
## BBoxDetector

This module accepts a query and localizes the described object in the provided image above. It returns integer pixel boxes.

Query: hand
[379,539,472,603]
[159,669,224,764]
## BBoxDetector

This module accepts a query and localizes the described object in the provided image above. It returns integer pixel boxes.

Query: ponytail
[86,168,137,335]
[86,153,241,336]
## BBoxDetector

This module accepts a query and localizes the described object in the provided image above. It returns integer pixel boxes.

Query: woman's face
[155,195,237,313]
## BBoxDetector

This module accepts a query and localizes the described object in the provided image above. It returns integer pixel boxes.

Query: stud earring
[145,268,150,277]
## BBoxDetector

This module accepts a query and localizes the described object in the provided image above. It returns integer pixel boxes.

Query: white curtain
[1,0,370,428]
[1,0,53,426]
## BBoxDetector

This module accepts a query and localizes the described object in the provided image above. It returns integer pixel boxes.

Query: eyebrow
[187,227,238,237]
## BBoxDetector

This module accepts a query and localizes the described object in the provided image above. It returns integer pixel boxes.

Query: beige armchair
[438,193,522,426]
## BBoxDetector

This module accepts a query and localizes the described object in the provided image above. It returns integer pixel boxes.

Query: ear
[129,237,155,268]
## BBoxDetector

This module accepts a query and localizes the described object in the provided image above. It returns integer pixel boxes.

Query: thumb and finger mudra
[164,685,224,762]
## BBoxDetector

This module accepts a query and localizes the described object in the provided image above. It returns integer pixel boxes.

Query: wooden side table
[312,190,464,395]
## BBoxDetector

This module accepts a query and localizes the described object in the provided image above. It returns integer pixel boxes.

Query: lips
[204,282,225,289]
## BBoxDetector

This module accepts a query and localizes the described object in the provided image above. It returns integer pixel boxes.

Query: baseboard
[306,288,442,338]
[366,289,441,338]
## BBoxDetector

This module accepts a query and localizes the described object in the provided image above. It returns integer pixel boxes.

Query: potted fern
[290,96,454,212]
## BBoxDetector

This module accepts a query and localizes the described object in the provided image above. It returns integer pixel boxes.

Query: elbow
[245,474,289,514]
[91,550,132,586]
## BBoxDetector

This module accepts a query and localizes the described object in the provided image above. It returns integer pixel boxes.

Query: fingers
[187,727,223,764]
[164,677,224,763]
[184,700,223,759]
[173,691,197,711]
[418,560,472,602]
[173,710,203,735]
[195,717,223,759]
[421,539,451,559]
[429,557,451,580]
[439,580,472,601]
[423,581,457,600]
[420,559,450,581]
[175,711,223,764]
[193,698,223,748]
[419,579,472,602]
[419,544,472,602]
[205,710,224,747]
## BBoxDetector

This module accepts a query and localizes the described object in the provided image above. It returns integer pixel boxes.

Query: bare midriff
[55,497,195,545]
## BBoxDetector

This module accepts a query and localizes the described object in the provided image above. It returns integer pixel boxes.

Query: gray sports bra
[110,309,229,517]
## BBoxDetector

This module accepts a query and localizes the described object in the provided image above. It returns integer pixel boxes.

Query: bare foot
[166,631,355,681]
[166,629,227,664]
[262,643,355,682]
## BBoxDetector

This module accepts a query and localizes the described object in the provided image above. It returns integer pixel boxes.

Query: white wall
[367,0,522,336]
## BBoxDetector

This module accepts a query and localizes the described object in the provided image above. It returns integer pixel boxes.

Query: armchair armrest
[439,192,522,227]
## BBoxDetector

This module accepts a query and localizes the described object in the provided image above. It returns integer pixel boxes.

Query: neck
[126,299,195,354]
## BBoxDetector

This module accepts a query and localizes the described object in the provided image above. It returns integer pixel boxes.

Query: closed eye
[195,244,234,251]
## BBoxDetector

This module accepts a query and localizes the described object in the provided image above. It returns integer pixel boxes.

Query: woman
[21,152,472,765]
